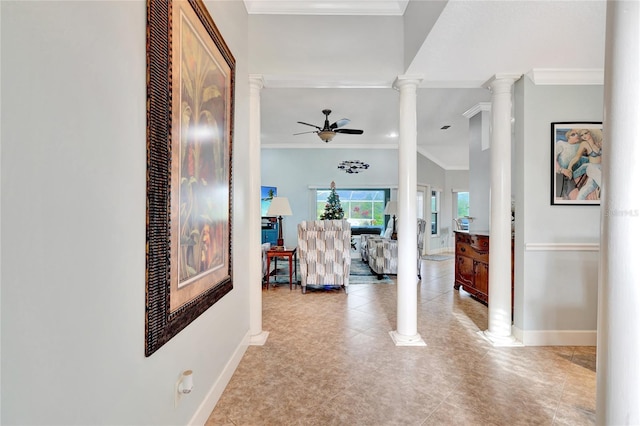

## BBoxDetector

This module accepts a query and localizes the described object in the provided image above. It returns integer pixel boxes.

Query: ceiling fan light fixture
[318,130,335,142]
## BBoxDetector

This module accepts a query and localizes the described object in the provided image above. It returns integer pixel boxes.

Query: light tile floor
[207,257,596,425]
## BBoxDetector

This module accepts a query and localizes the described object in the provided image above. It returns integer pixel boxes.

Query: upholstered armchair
[261,242,271,282]
[367,237,398,278]
[365,219,427,279]
[297,220,352,294]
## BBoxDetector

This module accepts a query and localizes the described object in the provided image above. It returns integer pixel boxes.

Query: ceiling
[244,0,606,170]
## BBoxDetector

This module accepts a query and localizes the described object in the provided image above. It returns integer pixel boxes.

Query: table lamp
[384,201,398,240]
[266,196,292,247]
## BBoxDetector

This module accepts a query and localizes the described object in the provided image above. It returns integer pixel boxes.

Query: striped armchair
[297,220,352,294]
[367,237,398,277]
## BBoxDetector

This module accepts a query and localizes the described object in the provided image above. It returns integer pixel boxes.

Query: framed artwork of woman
[551,122,603,206]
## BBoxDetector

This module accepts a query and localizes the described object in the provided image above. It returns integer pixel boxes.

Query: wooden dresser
[454,231,513,307]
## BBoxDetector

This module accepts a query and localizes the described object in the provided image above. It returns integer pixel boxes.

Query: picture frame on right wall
[551,122,603,205]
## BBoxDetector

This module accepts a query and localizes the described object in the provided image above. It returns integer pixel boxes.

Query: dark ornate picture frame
[146,0,235,357]
[550,122,603,206]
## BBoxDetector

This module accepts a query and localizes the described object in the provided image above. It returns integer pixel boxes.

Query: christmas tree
[320,181,344,219]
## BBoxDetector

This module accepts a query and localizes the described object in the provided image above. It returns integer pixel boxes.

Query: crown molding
[261,75,392,89]
[261,143,398,150]
[526,68,604,85]
[244,1,409,16]
[416,147,468,171]
[462,102,491,119]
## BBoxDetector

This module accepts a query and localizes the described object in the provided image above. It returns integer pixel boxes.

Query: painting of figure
[551,122,602,205]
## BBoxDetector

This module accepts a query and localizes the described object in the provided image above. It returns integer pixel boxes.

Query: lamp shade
[384,201,397,215]
[266,197,292,217]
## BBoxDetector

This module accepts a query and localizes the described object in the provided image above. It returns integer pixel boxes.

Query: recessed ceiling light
[388,132,398,138]
[440,125,451,130]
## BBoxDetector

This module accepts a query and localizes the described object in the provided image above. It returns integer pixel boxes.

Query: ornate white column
[390,75,426,347]
[597,1,640,423]
[248,75,268,345]
[482,74,521,346]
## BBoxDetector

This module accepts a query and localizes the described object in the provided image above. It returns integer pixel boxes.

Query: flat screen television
[260,186,277,216]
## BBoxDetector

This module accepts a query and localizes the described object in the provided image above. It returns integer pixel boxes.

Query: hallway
[207,258,596,425]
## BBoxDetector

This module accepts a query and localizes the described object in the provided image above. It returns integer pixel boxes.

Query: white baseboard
[189,331,250,425]
[426,246,453,255]
[512,326,596,346]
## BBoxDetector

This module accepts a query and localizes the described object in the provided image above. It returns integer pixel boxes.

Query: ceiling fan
[295,109,364,143]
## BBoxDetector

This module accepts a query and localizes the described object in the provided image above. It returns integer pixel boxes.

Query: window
[455,191,470,230]
[316,189,388,229]
[416,187,425,220]
[431,190,440,235]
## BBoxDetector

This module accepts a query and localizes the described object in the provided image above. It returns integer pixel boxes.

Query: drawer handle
[460,247,466,252]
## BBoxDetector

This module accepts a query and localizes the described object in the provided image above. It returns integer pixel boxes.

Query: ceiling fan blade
[330,118,350,130]
[335,128,364,135]
[297,121,321,130]
[293,130,318,136]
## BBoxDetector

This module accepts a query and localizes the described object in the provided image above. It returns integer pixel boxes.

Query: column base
[389,330,427,346]
[479,330,523,347]
[249,331,269,346]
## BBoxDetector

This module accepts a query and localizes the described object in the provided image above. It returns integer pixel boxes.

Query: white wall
[1,1,250,424]
[513,76,603,344]
[248,14,403,80]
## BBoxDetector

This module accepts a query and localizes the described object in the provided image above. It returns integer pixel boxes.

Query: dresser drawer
[456,242,489,263]
[469,234,489,252]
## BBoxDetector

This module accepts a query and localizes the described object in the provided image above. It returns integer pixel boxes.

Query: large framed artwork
[551,122,603,206]
[146,0,235,356]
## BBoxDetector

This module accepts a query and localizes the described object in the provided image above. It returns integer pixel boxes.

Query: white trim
[262,74,392,89]
[416,146,449,170]
[189,331,250,425]
[513,327,597,346]
[462,102,491,119]
[526,68,604,85]
[525,242,600,251]
[262,143,398,150]
[308,184,397,189]
[244,0,409,16]
[482,73,522,90]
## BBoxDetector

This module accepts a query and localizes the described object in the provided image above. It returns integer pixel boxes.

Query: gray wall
[402,1,448,71]
[261,148,455,249]
[468,111,491,231]
[514,76,603,339]
[1,1,251,424]
[262,148,398,247]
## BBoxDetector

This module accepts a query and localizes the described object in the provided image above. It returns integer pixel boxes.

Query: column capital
[249,74,264,90]
[482,73,522,93]
[393,75,424,90]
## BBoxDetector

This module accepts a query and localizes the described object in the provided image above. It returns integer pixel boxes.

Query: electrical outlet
[175,377,183,407]
[175,370,193,408]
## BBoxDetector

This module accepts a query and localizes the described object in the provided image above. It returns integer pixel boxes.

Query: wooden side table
[265,247,298,290]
